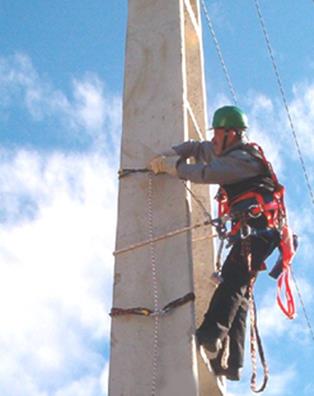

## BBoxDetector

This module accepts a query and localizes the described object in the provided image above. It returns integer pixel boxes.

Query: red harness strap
[276,224,296,319]
[217,143,296,319]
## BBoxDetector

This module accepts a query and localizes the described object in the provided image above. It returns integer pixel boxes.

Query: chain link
[147,174,159,396]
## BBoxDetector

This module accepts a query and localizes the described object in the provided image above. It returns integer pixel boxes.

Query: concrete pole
[109,1,225,395]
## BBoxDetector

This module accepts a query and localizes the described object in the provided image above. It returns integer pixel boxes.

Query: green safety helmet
[211,106,248,130]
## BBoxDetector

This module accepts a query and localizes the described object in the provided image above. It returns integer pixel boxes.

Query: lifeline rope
[114,169,216,256]
[200,0,238,105]
[119,168,213,221]
[254,0,314,348]
[253,0,314,209]
[291,269,314,342]
[242,234,269,393]
[183,180,212,221]
[113,219,214,256]
[248,281,269,393]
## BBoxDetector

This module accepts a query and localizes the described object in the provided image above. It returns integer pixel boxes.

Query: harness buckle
[248,204,263,219]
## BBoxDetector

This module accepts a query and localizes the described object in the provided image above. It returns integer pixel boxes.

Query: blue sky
[0,1,314,395]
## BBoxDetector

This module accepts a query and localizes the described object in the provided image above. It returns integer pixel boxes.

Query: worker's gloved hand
[149,155,178,176]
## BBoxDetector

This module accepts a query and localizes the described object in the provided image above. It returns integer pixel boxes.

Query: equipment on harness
[215,142,297,319]
[269,233,298,279]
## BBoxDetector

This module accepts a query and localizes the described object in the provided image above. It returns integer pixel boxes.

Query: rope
[254,0,314,346]
[119,169,213,220]
[253,0,314,209]
[291,269,314,342]
[147,173,159,396]
[113,220,215,256]
[200,0,238,105]
[242,236,269,393]
[116,170,213,394]
[119,168,149,178]
[183,180,213,221]
[114,170,217,256]
[248,282,269,393]
[110,292,195,317]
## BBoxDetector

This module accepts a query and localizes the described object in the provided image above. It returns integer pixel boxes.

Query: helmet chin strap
[222,128,230,151]
[222,128,244,151]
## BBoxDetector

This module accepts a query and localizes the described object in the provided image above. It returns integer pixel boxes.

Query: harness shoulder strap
[244,143,279,185]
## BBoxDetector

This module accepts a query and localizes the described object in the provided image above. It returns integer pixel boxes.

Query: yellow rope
[113,221,216,256]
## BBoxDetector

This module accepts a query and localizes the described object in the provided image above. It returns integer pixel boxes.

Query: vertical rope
[148,174,160,396]
[242,235,268,393]
[253,0,314,209]
[200,0,238,105]
[248,280,258,390]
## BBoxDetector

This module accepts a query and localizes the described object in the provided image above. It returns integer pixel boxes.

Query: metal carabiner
[211,218,227,239]
[248,204,262,219]
[240,224,251,239]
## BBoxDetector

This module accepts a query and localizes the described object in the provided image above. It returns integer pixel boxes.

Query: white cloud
[255,278,313,348]
[2,50,314,396]
[54,372,107,396]
[0,53,121,154]
[228,366,296,396]
[267,367,296,395]
[72,76,106,131]
[289,82,314,158]
[0,149,116,396]
[257,290,288,338]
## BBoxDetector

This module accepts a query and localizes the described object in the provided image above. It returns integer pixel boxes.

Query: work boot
[196,328,222,359]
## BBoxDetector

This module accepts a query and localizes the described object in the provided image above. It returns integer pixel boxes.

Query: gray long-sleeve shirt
[172,140,264,185]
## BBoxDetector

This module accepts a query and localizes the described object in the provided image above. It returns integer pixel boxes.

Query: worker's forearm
[176,155,262,185]
[173,140,214,162]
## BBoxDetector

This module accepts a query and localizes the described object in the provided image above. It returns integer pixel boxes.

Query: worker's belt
[228,191,283,236]
[224,191,296,320]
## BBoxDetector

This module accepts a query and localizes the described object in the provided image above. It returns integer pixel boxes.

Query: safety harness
[217,142,296,320]
[214,142,297,393]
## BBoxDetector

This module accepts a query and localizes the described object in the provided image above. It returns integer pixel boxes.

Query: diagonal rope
[253,0,314,346]
[253,0,314,209]
[291,270,314,342]
[200,0,238,105]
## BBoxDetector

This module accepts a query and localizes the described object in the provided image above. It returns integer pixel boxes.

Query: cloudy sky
[1,1,314,395]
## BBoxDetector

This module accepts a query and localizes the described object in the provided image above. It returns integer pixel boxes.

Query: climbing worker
[149,105,295,384]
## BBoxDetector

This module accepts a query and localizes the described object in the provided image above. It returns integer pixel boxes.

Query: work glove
[149,155,179,176]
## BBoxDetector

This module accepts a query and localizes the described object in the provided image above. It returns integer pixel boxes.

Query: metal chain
[291,269,314,342]
[253,0,314,209]
[200,0,238,105]
[148,173,160,396]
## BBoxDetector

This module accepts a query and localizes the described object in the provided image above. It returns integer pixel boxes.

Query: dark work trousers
[198,228,280,377]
